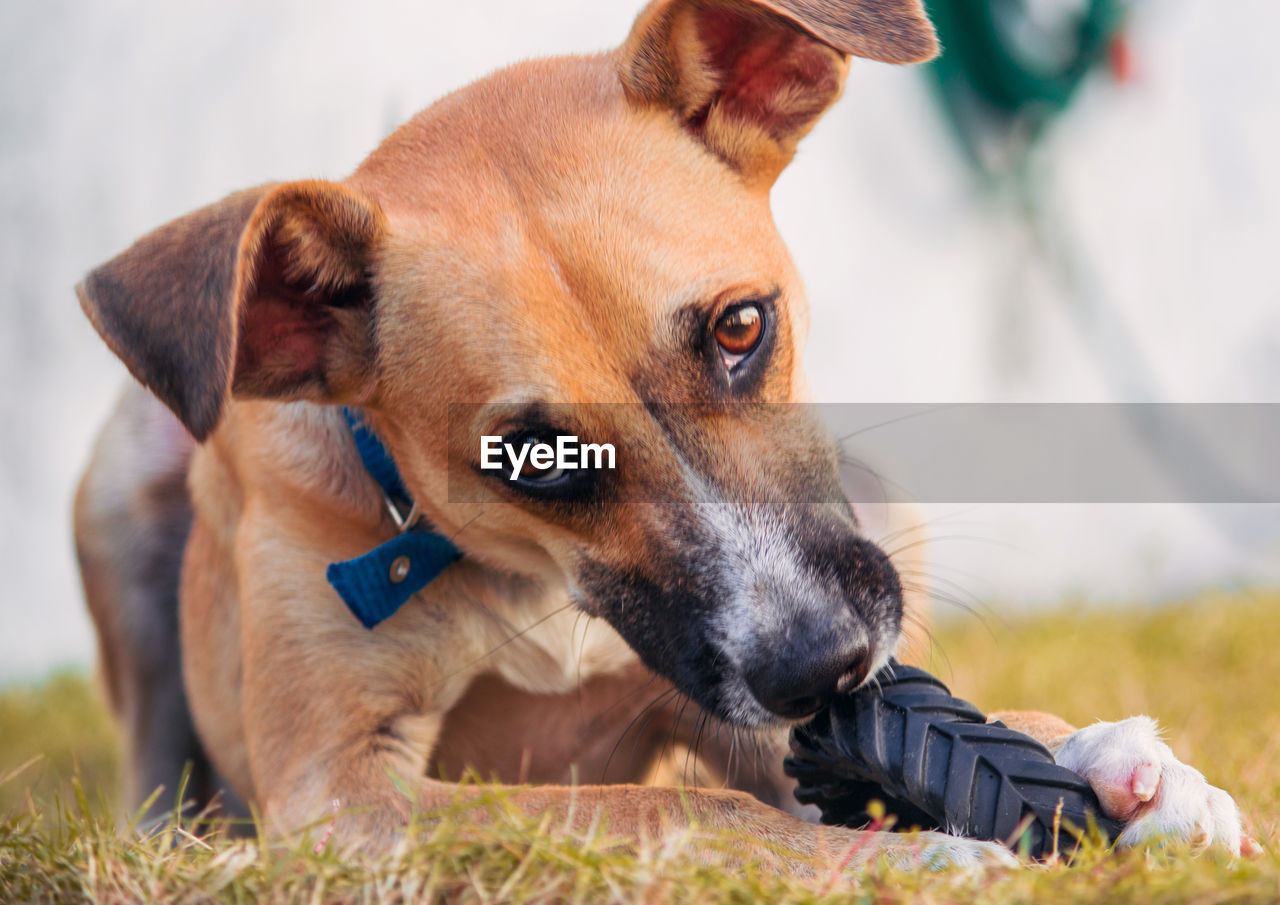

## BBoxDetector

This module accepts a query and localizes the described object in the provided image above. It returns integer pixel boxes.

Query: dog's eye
[714,303,764,367]
[503,432,568,485]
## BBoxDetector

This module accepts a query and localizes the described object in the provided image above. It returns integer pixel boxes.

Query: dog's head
[78,0,936,727]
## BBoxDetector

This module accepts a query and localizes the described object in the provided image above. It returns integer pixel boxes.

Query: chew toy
[785,661,1123,859]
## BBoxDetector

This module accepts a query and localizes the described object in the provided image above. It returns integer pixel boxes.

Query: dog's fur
[74,0,1251,870]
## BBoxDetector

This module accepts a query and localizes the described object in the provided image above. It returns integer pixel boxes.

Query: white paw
[890,832,1020,871]
[1054,716,1257,856]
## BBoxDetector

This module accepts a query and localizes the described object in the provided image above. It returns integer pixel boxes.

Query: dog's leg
[264,719,1014,871]
[990,710,1256,855]
[75,385,240,820]
[438,780,1018,872]
[236,616,1011,870]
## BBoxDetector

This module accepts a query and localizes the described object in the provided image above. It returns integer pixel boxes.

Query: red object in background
[1108,32,1135,83]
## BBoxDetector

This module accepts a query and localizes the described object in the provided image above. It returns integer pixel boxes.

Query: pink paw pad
[1131,762,1160,801]
[1091,760,1161,821]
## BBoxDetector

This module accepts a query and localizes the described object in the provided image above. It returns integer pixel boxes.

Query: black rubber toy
[784,660,1123,859]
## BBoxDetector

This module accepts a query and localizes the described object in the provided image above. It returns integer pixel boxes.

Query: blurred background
[1,0,1277,681]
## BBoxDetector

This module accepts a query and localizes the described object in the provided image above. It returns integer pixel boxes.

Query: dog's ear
[78,181,385,441]
[620,0,937,183]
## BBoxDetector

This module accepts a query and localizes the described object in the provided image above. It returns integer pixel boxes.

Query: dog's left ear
[620,0,938,184]
[78,181,385,441]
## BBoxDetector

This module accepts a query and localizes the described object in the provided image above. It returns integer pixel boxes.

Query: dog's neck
[195,399,641,693]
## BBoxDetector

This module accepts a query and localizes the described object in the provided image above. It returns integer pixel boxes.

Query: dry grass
[3,588,1280,903]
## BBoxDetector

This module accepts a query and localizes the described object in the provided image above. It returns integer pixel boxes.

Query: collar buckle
[385,495,422,534]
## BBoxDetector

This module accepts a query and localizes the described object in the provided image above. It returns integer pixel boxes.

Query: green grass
[0,671,118,817]
[3,589,1280,903]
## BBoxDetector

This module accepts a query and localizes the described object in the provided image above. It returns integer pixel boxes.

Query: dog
[73,0,1253,870]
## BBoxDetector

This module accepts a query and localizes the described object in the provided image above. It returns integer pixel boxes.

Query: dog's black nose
[744,644,871,721]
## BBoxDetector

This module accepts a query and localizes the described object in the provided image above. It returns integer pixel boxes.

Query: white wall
[1,0,1276,680]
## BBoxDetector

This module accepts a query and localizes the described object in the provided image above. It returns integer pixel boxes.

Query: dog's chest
[469,600,640,697]
[430,664,669,784]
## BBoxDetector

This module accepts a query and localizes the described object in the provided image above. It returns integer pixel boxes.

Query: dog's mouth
[574,523,904,730]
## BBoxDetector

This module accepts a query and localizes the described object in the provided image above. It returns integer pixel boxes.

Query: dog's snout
[744,641,871,721]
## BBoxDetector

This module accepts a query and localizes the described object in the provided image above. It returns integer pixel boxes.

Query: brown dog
[74,0,1250,870]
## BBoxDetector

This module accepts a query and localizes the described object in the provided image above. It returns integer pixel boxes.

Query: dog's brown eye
[502,432,568,485]
[518,445,563,483]
[714,304,763,359]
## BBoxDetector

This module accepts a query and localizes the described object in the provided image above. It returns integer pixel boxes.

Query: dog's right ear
[620,0,937,185]
[78,181,386,441]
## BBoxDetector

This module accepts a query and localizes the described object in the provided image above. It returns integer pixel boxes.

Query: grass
[0,672,118,818]
[3,588,1280,903]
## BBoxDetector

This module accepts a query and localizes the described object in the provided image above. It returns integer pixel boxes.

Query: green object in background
[917,2,1255,534]
[925,0,1128,170]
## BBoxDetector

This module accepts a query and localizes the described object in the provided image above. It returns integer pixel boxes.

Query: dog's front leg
[244,675,1014,871]
[455,782,1018,873]
[990,710,1257,855]
[238,609,1013,869]
[242,679,446,847]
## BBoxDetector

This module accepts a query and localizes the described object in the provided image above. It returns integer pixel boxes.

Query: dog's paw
[877,832,1020,871]
[1054,716,1258,856]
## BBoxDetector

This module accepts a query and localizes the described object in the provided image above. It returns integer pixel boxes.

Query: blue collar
[325,408,461,629]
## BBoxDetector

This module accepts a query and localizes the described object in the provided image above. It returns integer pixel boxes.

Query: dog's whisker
[667,692,694,772]
[747,727,767,782]
[868,505,988,551]
[596,673,662,722]
[603,686,679,783]
[684,709,710,789]
[682,715,696,787]
[444,510,487,547]
[709,718,727,787]
[429,601,576,692]
[836,455,895,506]
[696,711,713,787]
[834,403,961,446]
[570,610,590,714]
[727,725,740,786]
[872,525,920,552]
[607,686,673,761]
[899,587,984,649]
[883,532,1015,563]
[899,579,1003,634]
[573,613,597,710]
[897,571,989,617]
[893,558,993,592]
[903,620,955,679]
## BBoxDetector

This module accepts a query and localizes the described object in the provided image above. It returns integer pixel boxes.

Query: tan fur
[988,710,1079,754]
